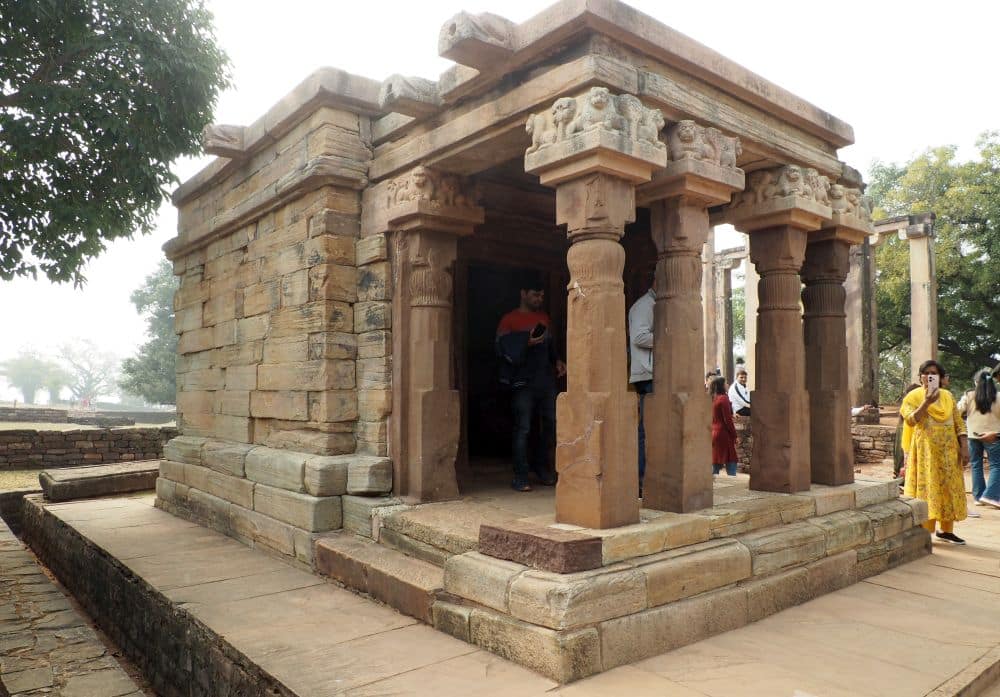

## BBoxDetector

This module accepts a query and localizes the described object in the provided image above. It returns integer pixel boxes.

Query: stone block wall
[0,427,177,469]
[851,424,896,465]
[734,420,896,470]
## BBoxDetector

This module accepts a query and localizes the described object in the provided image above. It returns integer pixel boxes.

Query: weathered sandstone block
[508,564,646,630]
[253,483,342,532]
[807,510,872,556]
[444,552,525,613]
[244,447,307,492]
[163,436,206,466]
[636,538,752,607]
[303,455,350,496]
[201,441,254,478]
[738,521,826,576]
[347,456,392,494]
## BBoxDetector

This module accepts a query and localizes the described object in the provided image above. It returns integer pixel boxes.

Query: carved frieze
[525,87,666,154]
[665,120,742,169]
[408,246,453,308]
[385,166,477,209]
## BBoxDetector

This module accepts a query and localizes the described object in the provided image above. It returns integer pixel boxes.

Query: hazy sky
[1,0,996,399]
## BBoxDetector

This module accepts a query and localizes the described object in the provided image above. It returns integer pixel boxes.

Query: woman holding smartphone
[901,360,970,544]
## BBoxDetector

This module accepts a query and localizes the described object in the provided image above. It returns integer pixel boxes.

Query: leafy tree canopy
[869,132,1000,388]
[0,0,229,284]
[59,340,120,403]
[119,259,178,404]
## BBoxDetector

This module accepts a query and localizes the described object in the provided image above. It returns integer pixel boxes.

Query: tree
[59,340,120,403]
[0,0,230,284]
[42,364,72,404]
[119,260,178,404]
[868,133,1000,385]
[0,352,55,404]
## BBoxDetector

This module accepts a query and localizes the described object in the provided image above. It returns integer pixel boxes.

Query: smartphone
[926,374,940,392]
[531,322,547,339]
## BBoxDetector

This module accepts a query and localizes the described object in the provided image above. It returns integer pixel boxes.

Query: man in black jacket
[496,278,566,491]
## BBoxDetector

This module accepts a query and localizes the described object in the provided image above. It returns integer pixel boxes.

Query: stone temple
[156,0,929,682]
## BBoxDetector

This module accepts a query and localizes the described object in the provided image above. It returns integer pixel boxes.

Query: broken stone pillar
[904,216,937,380]
[636,121,744,512]
[525,88,667,528]
[721,165,833,493]
[802,194,871,486]
[379,167,484,502]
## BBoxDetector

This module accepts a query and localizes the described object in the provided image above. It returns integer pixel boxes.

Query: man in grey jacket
[628,285,655,493]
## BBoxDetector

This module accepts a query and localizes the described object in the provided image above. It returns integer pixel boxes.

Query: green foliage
[731,283,745,352]
[0,0,229,284]
[119,260,178,404]
[59,340,119,402]
[868,133,1000,384]
[0,352,60,404]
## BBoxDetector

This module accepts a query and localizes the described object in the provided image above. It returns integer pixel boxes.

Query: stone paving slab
[30,493,1000,696]
[0,516,143,697]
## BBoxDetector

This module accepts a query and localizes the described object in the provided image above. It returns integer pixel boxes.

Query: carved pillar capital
[384,166,484,236]
[717,164,834,234]
[637,120,745,207]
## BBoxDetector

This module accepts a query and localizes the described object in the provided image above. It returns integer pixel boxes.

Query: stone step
[314,532,443,623]
[39,460,160,502]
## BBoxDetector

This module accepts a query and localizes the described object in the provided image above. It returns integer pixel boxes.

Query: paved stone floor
[37,491,1000,696]
[0,517,143,696]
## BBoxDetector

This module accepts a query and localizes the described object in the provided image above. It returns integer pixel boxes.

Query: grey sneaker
[979,496,1000,509]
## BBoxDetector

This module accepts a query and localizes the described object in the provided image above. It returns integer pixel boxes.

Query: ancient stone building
[157,1,928,681]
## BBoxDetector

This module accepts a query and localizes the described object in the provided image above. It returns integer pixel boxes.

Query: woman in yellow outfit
[901,360,970,544]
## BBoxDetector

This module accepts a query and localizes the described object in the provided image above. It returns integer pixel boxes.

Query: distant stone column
[636,121,744,512]
[905,217,937,380]
[743,254,759,389]
[702,227,717,373]
[715,259,737,380]
[844,244,864,407]
[861,236,880,405]
[525,88,667,528]
[380,167,484,502]
[720,165,833,493]
[802,193,871,485]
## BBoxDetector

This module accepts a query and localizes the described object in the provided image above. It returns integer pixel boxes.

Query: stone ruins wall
[160,71,399,562]
[734,421,896,470]
[0,427,177,470]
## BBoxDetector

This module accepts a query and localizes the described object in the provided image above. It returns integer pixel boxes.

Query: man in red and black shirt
[496,279,566,491]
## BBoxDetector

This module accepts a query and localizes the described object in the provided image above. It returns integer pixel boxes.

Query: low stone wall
[733,419,896,470]
[0,426,177,469]
[21,495,296,697]
[852,424,896,465]
[0,406,67,423]
[155,435,391,566]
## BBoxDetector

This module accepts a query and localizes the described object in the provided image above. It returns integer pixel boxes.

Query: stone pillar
[802,202,870,485]
[860,235,880,405]
[636,122,744,512]
[525,88,667,528]
[720,165,833,493]
[844,244,863,406]
[905,218,937,380]
[743,254,759,389]
[702,227,717,373]
[381,167,484,502]
[715,259,737,380]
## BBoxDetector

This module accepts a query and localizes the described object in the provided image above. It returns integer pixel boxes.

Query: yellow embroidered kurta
[902,387,967,522]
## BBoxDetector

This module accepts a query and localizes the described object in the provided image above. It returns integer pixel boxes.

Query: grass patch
[0,469,42,491]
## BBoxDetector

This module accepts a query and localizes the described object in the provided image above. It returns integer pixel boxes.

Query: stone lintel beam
[636,158,745,207]
[378,75,443,119]
[438,11,516,69]
[524,88,667,529]
[201,124,247,159]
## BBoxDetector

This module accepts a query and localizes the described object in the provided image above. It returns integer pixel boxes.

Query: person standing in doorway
[496,277,566,492]
[628,281,655,497]
[728,368,751,416]
[901,360,970,544]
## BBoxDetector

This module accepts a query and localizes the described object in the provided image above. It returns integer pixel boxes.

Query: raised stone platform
[18,492,1000,696]
[316,474,931,682]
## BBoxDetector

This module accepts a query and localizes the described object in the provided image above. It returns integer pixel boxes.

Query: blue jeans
[969,438,1000,501]
[511,387,556,483]
[713,463,738,476]
[635,380,653,486]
